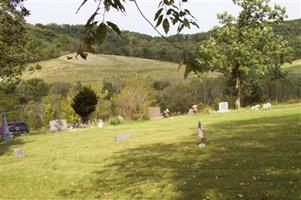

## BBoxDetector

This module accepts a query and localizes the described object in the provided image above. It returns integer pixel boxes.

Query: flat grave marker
[115,133,131,142]
[14,148,25,158]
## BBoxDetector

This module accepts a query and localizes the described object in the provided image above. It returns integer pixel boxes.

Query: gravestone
[251,104,260,110]
[115,133,130,142]
[14,148,25,158]
[147,107,163,120]
[1,113,13,140]
[187,109,193,115]
[199,143,206,148]
[262,103,272,109]
[192,105,199,114]
[117,115,124,121]
[217,102,229,112]
[49,119,67,132]
[98,119,104,128]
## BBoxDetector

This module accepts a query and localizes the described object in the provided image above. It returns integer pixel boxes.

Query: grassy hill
[0,103,300,199]
[283,58,301,78]
[23,53,301,85]
[23,54,186,84]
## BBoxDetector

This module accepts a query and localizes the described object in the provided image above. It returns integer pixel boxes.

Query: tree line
[26,18,301,63]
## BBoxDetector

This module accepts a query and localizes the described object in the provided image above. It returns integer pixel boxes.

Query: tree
[71,86,98,123]
[115,76,156,120]
[0,0,31,88]
[185,0,292,108]
[18,78,49,103]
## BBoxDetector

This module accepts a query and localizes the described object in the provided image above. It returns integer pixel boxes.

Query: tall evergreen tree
[71,86,98,123]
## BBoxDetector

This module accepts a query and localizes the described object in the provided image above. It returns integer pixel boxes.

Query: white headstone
[49,119,67,132]
[218,102,229,112]
[251,104,260,110]
[98,119,104,128]
[199,143,206,148]
[262,103,272,109]
[187,109,193,115]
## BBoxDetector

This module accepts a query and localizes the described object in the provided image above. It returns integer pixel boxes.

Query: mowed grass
[22,54,185,84]
[0,103,300,199]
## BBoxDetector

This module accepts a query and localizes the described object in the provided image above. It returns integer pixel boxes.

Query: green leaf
[107,21,121,35]
[156,15,164,27]
[166,8,175,15]
[183,18,190,28]
[163,18,170,34]
[154,8,164,20]
[86,11,98,27]
[96,23,108,44]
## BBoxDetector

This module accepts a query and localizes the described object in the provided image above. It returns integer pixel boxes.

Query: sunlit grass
[0,103,300,199]
[22,54,185,84]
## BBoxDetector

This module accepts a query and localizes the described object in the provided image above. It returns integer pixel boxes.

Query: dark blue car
[8,122,29,135]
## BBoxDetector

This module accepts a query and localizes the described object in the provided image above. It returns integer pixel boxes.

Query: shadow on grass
[59,113,301,199]
[0,137,29,156]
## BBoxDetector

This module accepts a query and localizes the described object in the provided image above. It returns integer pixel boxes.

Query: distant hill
[27,18,301,63]
[23,54,186,84]
[23,53,300,85]
[283,58,301,78]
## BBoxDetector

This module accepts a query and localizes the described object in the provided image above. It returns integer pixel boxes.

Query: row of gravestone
[11,132,131,158]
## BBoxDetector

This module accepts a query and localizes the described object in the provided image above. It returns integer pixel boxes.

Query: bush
[115,76,156,120]
[71,86,98,123]
[93,100,113,121]
[18,78,49,103]
[109,116,121,125]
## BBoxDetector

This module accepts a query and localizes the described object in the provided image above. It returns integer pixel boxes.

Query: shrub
[115,76,156,120]
[109,116,121,125]
[18,78,49,103]
[71,86,98,123]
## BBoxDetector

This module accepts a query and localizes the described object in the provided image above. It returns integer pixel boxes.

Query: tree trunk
[235,76,241,109]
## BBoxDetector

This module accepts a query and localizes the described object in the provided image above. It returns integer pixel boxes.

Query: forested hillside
[27,18,301,62]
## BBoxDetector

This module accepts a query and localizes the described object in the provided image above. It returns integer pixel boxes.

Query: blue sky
[24,0,301,36]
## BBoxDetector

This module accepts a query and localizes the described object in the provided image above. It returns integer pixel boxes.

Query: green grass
[23,54,301,85]
[283,58,301,79]
[0,103,300,199]
[23,54,185,84]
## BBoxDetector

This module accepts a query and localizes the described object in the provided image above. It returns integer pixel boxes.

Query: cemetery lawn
[0,103,300,199]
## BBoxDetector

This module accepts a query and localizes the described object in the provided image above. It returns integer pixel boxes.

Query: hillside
[0,104,300,199]
[283,58,301,78]
[23,53,301,85]
[23,54,185,84]
[27,18,301,63]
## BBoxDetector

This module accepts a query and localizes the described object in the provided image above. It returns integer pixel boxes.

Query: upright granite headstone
[115,133,130,142]
[218,102,229,112]
[49,119,67,132]
[2,113,13,140]
[147,107,163,120]
[148,107,163,120]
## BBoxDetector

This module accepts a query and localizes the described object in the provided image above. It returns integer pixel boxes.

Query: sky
[24,0,301,36]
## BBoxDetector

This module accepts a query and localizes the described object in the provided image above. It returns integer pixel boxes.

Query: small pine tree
[71,86,98,123]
